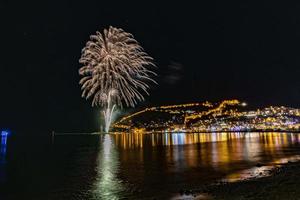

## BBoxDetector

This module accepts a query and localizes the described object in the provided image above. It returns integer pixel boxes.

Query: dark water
[1,132,300,199]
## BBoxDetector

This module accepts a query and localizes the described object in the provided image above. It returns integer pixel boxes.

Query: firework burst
[79,26,156,108]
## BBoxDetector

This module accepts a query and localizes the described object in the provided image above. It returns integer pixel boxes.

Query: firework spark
[79,26,156,132]
[79,26,156,108]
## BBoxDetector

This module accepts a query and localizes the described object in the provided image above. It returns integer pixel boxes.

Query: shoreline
[149,130,300,134]
[178,161,300,200]
[52,130,300,135]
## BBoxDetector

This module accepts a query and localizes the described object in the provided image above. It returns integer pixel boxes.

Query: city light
[113,100,300,133]
[241,102,247,107]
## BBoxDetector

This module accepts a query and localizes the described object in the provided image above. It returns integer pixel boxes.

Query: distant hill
[113,100,300,133]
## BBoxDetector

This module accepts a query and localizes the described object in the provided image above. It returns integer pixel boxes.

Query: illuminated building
[112,100,300,133]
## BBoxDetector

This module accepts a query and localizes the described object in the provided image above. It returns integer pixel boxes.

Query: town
[113,100,300,133]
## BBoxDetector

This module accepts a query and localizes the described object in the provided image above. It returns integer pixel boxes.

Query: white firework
[79,26,156,132]
[79,26,156,108]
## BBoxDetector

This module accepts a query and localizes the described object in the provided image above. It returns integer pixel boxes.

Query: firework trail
[79,26,156,132]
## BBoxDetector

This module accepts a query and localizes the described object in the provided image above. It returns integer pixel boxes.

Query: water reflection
[113,132,300,170]
[109,132,300,198]
[92,134,124,200]
[224,155,300,182]
[0,131,8,184]
[44,133,300,200]
[3,132,299,199]
[0,131,8,159]
[113,132,300,148]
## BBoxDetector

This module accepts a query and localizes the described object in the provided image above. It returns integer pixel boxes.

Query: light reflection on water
[103,132,300,198]
[0,133,8,162]
[0,132,8,184]
[224,155,300,183]
[2,132,300,199]
[113,132,300,168]
[113,132,300,149]
[91,135,124,200]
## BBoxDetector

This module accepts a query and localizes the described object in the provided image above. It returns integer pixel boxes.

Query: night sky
[1,1,300,132]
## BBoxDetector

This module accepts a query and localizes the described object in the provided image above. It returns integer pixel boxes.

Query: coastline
[159,130,300,134]
[52,130,300,135]
[178,161,300,200]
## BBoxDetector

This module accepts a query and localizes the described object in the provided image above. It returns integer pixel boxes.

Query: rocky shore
[178,161,300,200]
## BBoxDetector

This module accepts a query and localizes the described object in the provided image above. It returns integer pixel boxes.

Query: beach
[180,161,300,200]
